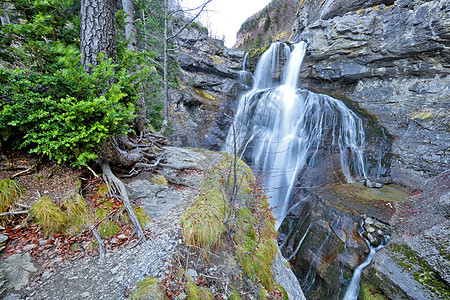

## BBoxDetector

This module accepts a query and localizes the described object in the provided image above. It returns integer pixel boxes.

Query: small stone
[186,269,198,279]
[81,292,90,298]
[42,270,53,279]
[367,227,375,233]
[116,275,123,282]
[22,244,37,252]
[366,233,376,245]
[178,292,187,300]
[117,234,127,239]
[111,266,119,274]
[364,218,374,225]
[373,182,383,188]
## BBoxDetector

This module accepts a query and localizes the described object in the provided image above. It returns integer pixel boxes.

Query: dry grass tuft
[29,196,66,235]
[0,178,24,213]
[64,194,92,236]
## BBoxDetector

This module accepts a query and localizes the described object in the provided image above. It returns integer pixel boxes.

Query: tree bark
[160,0,170,134]
[80,0,117,73]
[122,0,137,50]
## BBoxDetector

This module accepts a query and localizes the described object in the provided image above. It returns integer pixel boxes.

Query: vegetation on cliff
[180,153,282,295]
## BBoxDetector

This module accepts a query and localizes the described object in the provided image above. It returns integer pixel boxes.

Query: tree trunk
[122,0,137,50]
[160,0,170,134]
[80,0,146,244]
[0,11,10,26]
[80,0,117,73]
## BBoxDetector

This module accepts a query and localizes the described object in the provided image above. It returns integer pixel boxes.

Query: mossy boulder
[128,277,165,300]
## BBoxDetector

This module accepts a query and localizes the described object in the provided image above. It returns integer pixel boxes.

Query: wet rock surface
[294,0,449,188]
[168,27,244,150]
[278,183,402,299]
[361,214,390,247]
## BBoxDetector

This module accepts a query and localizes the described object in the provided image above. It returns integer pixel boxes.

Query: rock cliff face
[234,0,298,51]
[276,0,450,298]
[294,0,449,188]
[168,26,244,150]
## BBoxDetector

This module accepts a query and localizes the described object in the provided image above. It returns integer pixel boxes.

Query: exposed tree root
[92,229,106,262]
[99,160,146,242]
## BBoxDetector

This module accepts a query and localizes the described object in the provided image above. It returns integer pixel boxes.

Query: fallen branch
[86,165,99,178]
[0,210,28,217]
[11,156,42,179]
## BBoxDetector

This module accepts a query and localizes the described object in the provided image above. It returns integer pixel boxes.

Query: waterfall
[226,41,367,229]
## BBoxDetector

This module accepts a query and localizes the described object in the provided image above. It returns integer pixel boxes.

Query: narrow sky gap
[180,0,271,47]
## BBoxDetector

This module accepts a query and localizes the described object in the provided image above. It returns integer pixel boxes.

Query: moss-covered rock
[64,194,92,236]
[186,276,213,300]
[128,277,165,300]
[152,174,168,186]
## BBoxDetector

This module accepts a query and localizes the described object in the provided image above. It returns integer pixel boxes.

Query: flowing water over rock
[226,42,367,228]
[343,216,390,300]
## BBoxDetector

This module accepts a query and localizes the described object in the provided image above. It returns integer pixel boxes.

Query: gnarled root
[99,160,146,242]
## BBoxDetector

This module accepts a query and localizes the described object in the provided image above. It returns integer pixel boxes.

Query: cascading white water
[343,220,390,300]
[226,41,367,229]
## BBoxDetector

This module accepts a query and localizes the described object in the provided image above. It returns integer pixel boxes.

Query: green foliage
[29,196,66,235]
[181,154,278,291]
[0,178,23,213]
[189,22,208,35]
[0,48,148,166]
[128,277,165,300]
[0,0,165,162]
[0,0,80,72]
[264,16,271,32]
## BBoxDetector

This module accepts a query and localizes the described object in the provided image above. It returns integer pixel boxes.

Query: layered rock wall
[168,26,244,150]
[293,0,449,188]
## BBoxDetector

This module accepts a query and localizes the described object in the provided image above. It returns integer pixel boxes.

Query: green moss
[228,289,242,300]
[96,207,120,237]
[259,288,268,300]
[133,207,151,228]
[193,89,215,101]
[30,197,66,235]
[152,174,168,186]
[360,280,388,300]
[209,55,225,65]
[96,184,110,197]
[389,243,450,298]
[185,276,213,300]
[128,277,165,300]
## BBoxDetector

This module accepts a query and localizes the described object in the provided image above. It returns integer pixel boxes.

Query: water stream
[226,42,367,229]
[343,220,390,300]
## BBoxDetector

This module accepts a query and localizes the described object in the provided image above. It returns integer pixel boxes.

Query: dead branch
[0,210,28,217]
[86,165,99,178]
[11,156,42,179]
